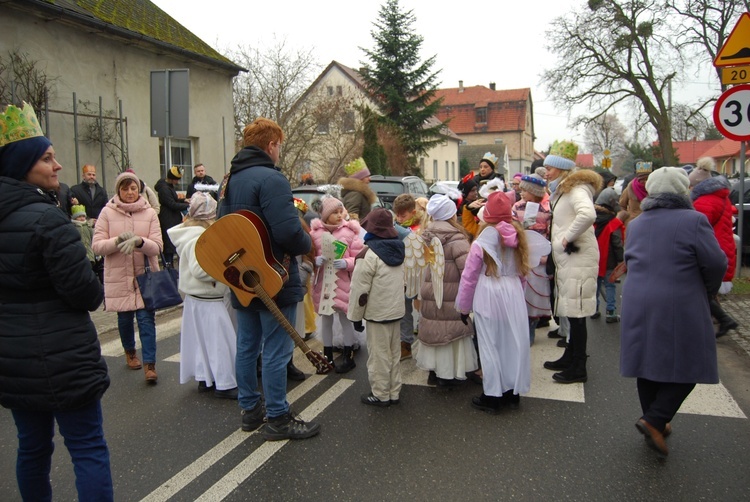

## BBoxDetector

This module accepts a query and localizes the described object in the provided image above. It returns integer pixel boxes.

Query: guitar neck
[250,280,311,355]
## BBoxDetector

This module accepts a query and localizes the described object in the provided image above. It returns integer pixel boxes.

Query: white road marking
[677,383,746,418]
[99,317,182,357]
[195,379,353,502]
[142,374,332,502]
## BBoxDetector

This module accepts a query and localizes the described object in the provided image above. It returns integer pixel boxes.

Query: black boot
[471,393,504,414]
[544,339,574,370]
[502,390,520,410]
[287,358,306,381]
[335,346,356,374]
[318,346,335,375]
[710,298,738,338]
[553,318,588,383]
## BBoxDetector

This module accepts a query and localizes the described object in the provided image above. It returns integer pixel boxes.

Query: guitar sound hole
[242,270,260,290]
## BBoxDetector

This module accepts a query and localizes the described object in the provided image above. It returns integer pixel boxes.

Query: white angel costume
[455,223,531,397]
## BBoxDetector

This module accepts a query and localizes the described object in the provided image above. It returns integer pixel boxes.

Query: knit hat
[460,176,478,198]
[187,191,217,220]
[114,171,141,194]
[345,157,370,180]
[426,194,457,221]
[535,166,547,178]
[0,135,52,181]
[483,190,513,224]
[167,165,183,180]
[598,169,617,187]
[519,174,547,198]
[544,140,578,171]
[595,187,620,211]
[71,204,87,219]
[512,172,523,180]
[480,152,499,170]
[361,207,398,239]
[645,167,689,196]
[688,157,716,188]
[320,196,344,222]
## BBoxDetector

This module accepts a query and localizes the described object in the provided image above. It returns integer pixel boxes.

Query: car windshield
[369,181,406,194]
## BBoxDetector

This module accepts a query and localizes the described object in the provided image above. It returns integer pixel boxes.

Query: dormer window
[476,107,487,124]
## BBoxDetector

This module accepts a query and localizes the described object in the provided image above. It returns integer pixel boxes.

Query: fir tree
[360,107,387,175]
[360,0,445,172]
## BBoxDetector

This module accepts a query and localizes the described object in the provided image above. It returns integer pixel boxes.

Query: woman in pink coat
[310,196,364,373]
[92,171,163,382]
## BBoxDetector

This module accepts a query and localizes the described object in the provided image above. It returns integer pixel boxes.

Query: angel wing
[524,230,551,268]
[403,233,428,298]
[428,236,445,309]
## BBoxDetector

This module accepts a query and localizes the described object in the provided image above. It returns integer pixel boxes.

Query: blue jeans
[117,309,157,363]
[236,305,296,419]
[596,274,616,313]
[11,400,113,501]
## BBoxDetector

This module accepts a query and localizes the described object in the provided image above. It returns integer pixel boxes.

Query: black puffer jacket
[218,146,311,309]
[0,176,108,411]
[155,178,189,256]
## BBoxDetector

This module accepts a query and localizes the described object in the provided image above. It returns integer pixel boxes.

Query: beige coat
[92,197,163,312]
[338,177,377,220]
[550,169,601,318]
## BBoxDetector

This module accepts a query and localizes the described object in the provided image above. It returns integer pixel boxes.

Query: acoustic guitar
[195,210,333,374]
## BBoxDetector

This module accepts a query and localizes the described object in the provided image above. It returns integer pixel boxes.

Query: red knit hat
[483,191,513,224]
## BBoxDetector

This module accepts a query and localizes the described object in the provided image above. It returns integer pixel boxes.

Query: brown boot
[400,341,412,361]
[144,363,158,383]
[125,349,142,370]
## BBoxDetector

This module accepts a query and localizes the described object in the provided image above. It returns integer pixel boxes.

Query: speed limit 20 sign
[714,84,750,141]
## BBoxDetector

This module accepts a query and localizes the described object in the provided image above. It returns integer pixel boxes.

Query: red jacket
[692,178,735,282]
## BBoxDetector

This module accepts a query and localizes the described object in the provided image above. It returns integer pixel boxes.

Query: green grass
[731,277,750,295]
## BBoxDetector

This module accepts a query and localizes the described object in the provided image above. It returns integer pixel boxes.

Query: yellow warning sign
[715,13,750,68]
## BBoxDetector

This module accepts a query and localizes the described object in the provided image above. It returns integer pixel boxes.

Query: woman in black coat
[0,103,112,500]
[154,165,189,267]
[620,167,726,459]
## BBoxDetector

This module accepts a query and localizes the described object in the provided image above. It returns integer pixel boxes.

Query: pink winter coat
[92,196,163,312]
[310,218,364,313]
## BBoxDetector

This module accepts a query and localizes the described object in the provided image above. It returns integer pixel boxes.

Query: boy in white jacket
[348,208,406,407]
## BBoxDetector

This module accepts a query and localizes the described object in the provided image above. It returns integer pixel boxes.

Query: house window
[336,85,343,96]
[159,137,193,192]
[317,120,330,134]
[476,107,487,124]
[419,157,425,176]
[445,160,449,180]
[342,111,355,132]
[327,86,334,96]
[433,160,438,179]
[452,161,456,180]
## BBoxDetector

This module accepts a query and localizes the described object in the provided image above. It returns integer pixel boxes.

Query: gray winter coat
[620,193,726,384]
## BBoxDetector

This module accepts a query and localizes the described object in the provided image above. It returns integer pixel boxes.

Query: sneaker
[241,401,265,432]
[390,398,400,405]
[606,311,620,323]
[198,381,214,393]
[262,412,320,441]
[361,393,391,407]
[400,341,412,361]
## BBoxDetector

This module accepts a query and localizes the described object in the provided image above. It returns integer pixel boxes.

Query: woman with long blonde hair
[455,191,531,414]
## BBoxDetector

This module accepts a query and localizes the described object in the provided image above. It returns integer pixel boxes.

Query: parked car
[368,175,429,210]
[291,184,383,215]
[429,180,459,196]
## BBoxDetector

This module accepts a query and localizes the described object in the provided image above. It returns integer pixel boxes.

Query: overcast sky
[151,0,722,153]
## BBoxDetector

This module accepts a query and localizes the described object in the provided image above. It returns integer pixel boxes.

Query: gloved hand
[460,313,470,326]
[353,320,364,332]
[315,256,327,267]
[117,236,143,255]
[116,231,135,244]
[333,259,347,270]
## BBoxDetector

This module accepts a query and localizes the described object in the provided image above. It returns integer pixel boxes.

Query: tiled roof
[432,85,530,134]
[671,139,723,164]
[576,153,594,168]
[28,0,242,71]
[700,138,748,160]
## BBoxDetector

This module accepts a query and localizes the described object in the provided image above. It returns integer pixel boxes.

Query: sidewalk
[721,294,750,357]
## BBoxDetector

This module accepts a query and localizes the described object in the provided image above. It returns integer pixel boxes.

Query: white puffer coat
[550,169,602,318]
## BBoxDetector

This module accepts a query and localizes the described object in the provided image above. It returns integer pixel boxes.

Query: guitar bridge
[223,248,246,267]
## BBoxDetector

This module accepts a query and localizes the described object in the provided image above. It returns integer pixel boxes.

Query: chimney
[459,80,464,93]
[489,82,496,91]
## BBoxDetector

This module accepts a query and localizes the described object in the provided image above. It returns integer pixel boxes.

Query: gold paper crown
[635,161,653,174]
[550,140,579,161]
[0,102,45,148]
[293,197,308,214]
[344,157,367,175]
[481,152,499,168]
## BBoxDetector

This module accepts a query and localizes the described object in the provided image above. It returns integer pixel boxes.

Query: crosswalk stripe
[142,374,332,502]
[195,379,353,502]
[99,317,182,357]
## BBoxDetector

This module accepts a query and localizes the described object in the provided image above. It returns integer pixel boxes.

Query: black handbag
[135,254,182,311]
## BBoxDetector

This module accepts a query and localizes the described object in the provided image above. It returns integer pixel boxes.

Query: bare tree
[668,0,750,93]
[543,0,684,166]
[77,99,130,173]
[0,50,58,125]
[583,113,628,169]
[670,103,709,141]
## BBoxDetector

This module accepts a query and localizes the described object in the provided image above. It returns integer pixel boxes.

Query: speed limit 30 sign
[714,84,750,141]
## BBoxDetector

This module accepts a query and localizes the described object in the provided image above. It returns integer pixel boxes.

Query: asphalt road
[2,308,750,501]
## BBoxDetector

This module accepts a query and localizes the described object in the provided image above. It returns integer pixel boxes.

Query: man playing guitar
[217,118,320,441]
